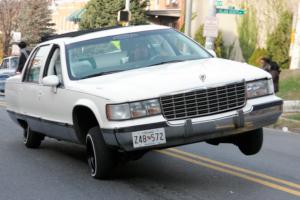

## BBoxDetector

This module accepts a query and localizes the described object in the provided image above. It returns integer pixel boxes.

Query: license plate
[132,128,166,148]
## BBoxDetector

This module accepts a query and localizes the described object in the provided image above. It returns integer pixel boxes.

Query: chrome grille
[160,82,246,120]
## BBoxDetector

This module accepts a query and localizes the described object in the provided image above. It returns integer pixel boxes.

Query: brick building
[146,0,185,30]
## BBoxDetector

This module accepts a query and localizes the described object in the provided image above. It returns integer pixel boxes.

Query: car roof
[40,25,171,46]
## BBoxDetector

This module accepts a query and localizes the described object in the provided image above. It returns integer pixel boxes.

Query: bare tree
[0,0,20,57]
[17,0,55,48]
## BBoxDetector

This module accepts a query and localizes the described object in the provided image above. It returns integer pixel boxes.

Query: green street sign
[216,8,245,15]
[215,1,223,7]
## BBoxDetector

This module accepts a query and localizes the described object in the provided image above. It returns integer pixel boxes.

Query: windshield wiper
[147,59,187,67]
[82,70,124,79]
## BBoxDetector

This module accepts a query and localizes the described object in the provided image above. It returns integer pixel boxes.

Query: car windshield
[0,59,9,69]
[66,29,212,80]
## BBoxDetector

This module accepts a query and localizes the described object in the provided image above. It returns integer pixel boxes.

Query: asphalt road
[0,107,299,200]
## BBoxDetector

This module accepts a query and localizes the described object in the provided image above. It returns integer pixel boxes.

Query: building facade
[50,0,88,34]
[50,0,186,33]
[146,0,185,29]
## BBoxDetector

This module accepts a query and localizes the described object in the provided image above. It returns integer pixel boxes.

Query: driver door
[38,45,78,142]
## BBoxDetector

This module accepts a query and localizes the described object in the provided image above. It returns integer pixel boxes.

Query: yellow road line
[168,148,300,190]
[157,150,300,197]
[0,102,6,107]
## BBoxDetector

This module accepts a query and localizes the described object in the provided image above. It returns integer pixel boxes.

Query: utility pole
[184,0,193,37]
[205,0,217,50]
[125,0,130,26]
[125,0,130,11]
[290,2,300,70]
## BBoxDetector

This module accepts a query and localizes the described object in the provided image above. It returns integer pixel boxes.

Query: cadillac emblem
[199,74,206,82]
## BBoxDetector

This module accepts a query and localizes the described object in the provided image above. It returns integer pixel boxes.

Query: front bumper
[102,99,283,152]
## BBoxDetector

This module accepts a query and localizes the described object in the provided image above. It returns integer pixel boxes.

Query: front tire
[237,128,263,156]
[86,127,116,179]
[23,126,44,148]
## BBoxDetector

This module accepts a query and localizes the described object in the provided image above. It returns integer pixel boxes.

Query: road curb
[283,101,300,113]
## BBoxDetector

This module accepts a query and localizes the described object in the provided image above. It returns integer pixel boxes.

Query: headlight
[106,99,161,120]
[106,103,131,120]
[246,79,274,99]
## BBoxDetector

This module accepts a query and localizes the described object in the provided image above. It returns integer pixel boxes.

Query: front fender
[73,99,104,126]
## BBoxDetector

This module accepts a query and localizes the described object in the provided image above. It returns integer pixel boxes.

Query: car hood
[70,58,271,102]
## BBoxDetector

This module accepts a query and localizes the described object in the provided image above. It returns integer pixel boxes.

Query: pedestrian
[260,57,281,93]
[16,41,30,73]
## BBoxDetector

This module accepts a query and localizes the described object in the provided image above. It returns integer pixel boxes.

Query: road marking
[168,148,300,190]
[157,149,300,197]
[0,102,6,108]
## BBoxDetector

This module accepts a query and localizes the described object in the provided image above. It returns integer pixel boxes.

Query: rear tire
[86,127,116,179]
[237,128,263,156]
[23,126,44,148]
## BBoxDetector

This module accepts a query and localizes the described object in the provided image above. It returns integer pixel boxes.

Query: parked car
[0,56,19,92]
[5,25,282,179]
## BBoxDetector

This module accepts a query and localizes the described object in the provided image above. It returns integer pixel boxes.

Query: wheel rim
[87,138,96,175]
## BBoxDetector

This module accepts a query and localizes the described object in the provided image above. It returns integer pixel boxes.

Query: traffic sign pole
[205,0,217,50]
[184,0,193,37]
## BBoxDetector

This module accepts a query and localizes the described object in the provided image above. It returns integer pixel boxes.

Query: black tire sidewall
[238,128,263,156]
[24,126,43,148]
[86,133,98,177]
[86,127,116,179]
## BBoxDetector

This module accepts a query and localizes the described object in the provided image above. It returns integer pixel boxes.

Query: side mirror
[207,49,217,58]
[42,75,60,87]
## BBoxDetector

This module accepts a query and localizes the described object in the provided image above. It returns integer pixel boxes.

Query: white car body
[6,25,282,153]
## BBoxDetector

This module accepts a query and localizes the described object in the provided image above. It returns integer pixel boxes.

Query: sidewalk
[273,101,300,134]
[283,101,300,112]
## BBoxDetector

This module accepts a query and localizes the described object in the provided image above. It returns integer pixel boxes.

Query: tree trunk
[0,0,21,57]
[2,33,11,57]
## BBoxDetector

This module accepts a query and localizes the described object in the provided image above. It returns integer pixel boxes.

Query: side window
[45,47,63,84]
[54,53,62,83]
[24,45,51,83]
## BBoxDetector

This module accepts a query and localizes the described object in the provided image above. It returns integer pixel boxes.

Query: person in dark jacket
[16,41,30,73]
[260,57,281,93]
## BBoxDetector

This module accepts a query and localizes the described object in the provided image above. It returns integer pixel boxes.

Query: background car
[0,56,19,92]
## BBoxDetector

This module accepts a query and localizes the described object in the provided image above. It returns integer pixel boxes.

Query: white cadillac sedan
[5,25,282,179]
